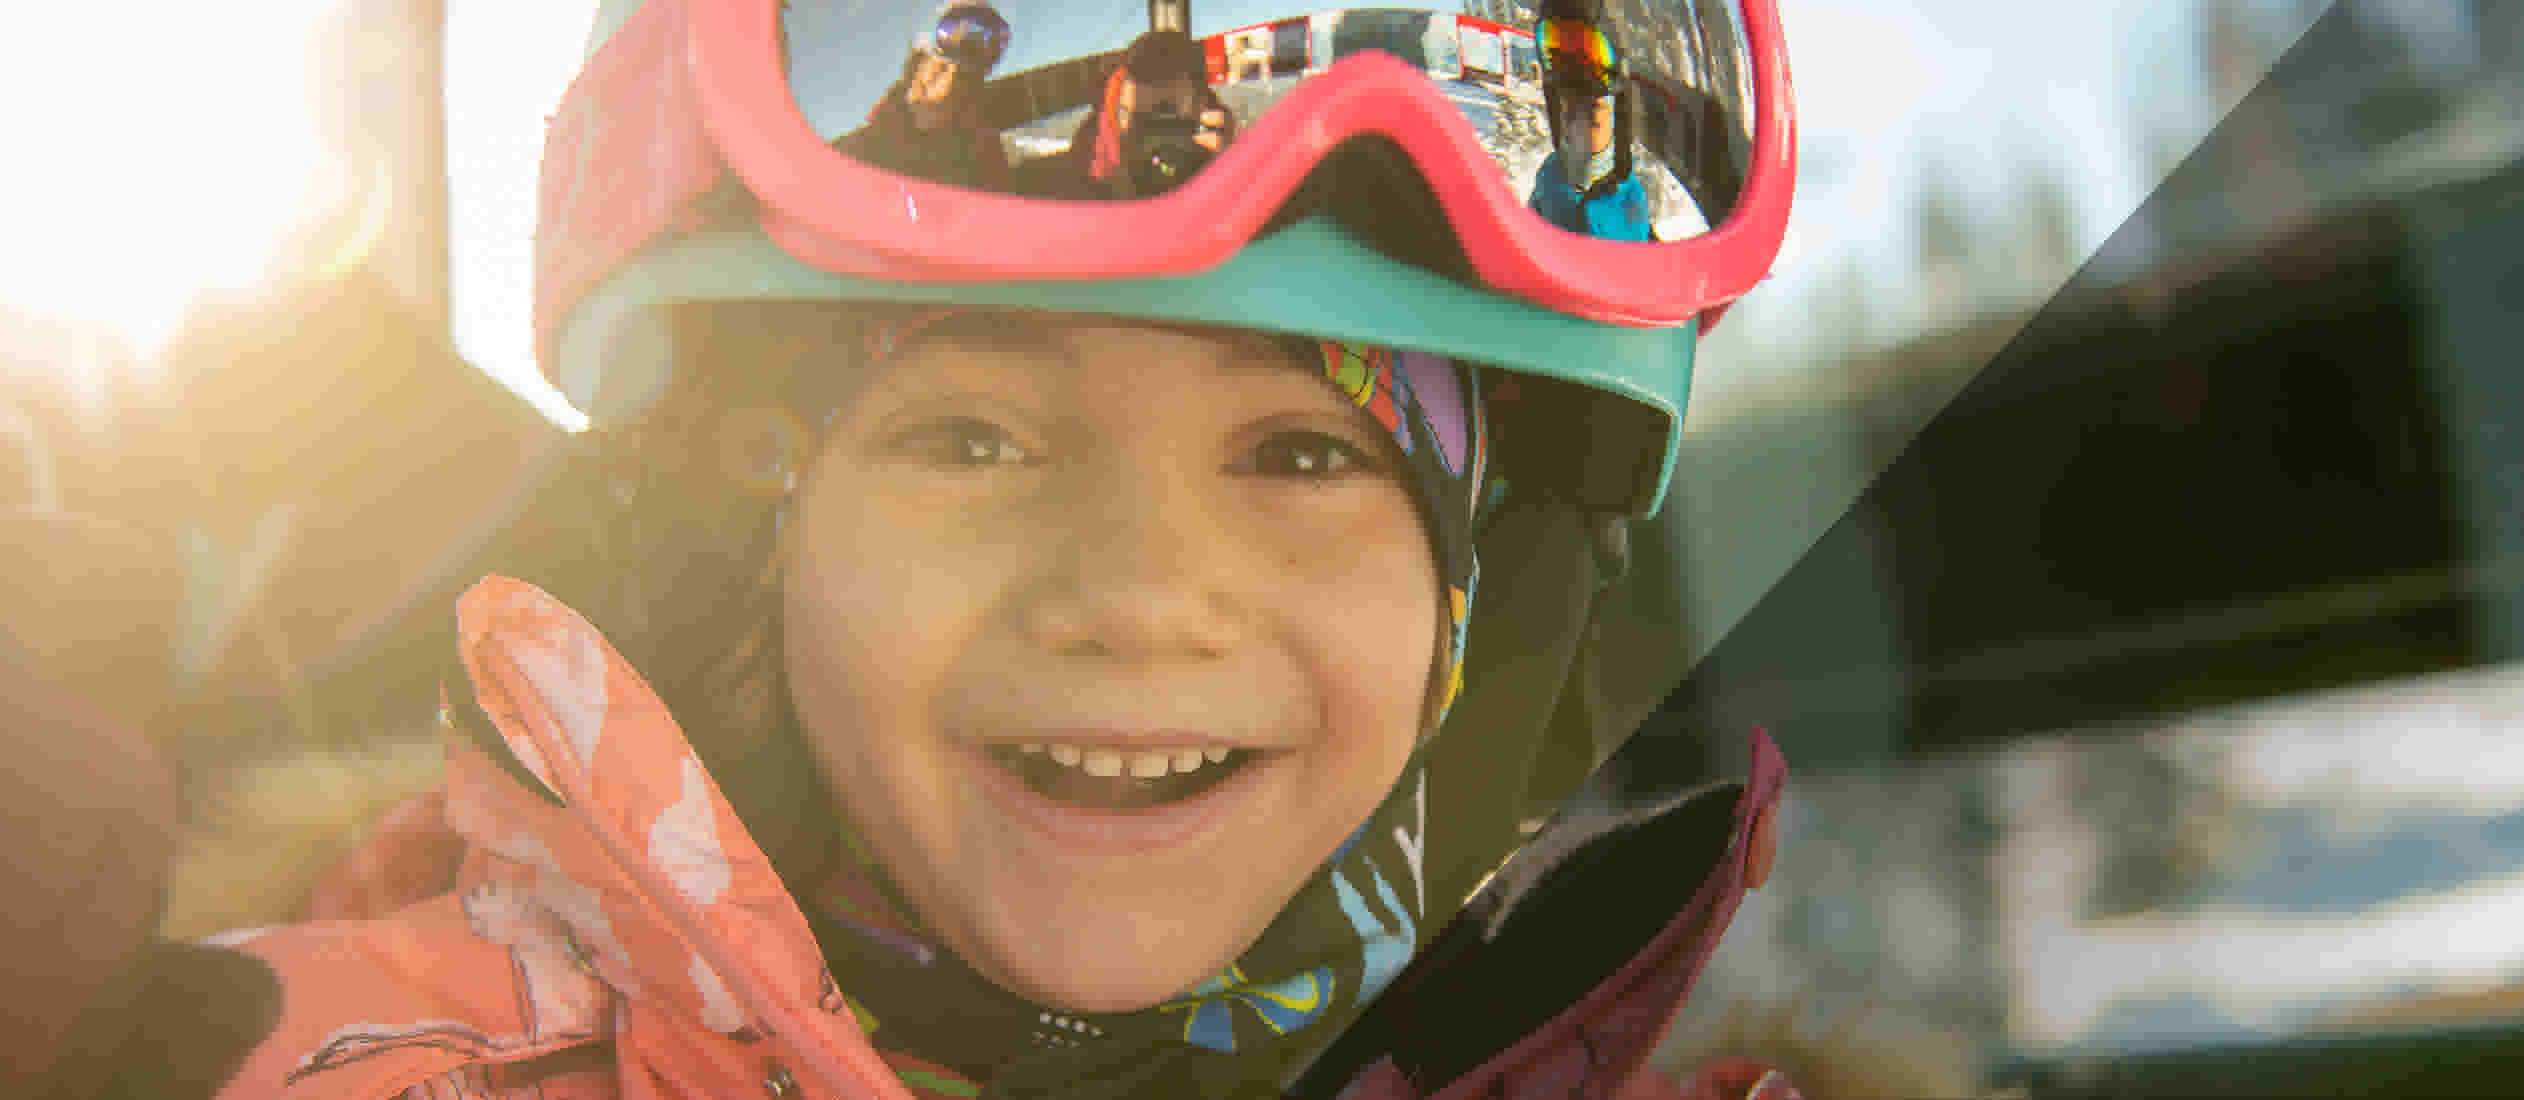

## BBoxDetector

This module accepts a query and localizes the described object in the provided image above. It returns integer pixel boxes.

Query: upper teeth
[1017,743,1236,777]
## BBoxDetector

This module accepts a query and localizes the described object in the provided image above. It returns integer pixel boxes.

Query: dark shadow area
[1630,1,2524,779]
[1601,0,2524,1089]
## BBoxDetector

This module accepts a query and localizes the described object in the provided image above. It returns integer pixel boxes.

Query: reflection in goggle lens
[790,3,1752,235]
[930,7,1012,70]
[1537,17,1621,87]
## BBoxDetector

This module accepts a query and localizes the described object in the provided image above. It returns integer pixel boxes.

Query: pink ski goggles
[536,0,1794,372]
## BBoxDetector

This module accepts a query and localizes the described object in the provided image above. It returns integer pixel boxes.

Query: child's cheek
[1283,507,1441,786]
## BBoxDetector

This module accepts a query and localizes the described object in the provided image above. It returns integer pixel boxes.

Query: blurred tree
[1812,253,1876,360]
[2481,0,2523,75]
[2012,159,2081,288]
[1910,159,1974,325]
[2070,733,2250,921]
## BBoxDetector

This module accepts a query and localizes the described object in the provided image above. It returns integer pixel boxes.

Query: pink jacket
[208,576,1793,1100]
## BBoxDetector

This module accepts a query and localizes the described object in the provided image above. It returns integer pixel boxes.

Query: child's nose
[1019,470,1248,660]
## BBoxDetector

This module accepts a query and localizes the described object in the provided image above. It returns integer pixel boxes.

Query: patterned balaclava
[801,312,1489,1097]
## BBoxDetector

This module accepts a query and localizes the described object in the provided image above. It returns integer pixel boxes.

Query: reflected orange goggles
[1539,17,1622,87]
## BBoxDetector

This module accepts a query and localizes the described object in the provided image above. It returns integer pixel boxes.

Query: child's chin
[1035,978,1200,1017]
[971,928,1250,1017]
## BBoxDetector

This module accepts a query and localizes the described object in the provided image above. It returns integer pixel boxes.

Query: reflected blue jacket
[1528,151,1657,242]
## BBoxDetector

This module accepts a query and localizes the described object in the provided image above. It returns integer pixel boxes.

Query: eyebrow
[888,312,1072,365]
[861,315,1401,456]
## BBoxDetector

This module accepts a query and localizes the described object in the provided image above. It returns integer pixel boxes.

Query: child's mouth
[984,743,1252,811]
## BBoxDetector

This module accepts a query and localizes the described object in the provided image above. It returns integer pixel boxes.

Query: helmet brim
[557,216,1692,517]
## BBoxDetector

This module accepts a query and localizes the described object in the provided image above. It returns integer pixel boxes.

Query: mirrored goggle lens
[1537,17,1620,83]
[788,1,1756,238]
[932,9,1012,66]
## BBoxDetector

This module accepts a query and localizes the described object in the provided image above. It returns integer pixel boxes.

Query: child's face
[782,316,1439,1013]
[1557,92,1616,155]
[906,53,961,117]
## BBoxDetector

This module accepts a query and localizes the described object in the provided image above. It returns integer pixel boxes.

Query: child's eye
[1238,430,1378,480]
[889,416,1033,469]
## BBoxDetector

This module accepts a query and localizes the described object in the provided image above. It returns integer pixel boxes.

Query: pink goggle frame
[534,0,1797,375]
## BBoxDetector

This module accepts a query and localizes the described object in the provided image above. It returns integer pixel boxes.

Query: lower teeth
[988,747,1243,810]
